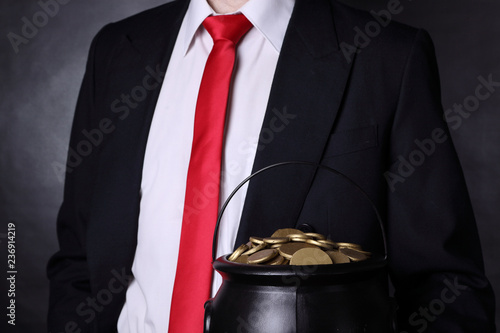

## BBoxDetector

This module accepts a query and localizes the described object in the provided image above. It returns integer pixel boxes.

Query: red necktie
[168,14,252,333]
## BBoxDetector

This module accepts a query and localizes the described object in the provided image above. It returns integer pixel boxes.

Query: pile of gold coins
[228,228,372,266]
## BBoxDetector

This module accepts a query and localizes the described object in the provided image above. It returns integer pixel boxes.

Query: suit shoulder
[92,0,187,47]
[85,0,187,64]
[331,0,423,50]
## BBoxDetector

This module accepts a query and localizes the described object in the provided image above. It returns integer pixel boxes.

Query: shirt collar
[182,0,295,55]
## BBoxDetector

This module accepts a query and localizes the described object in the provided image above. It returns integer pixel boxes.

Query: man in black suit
[47,0,495,332]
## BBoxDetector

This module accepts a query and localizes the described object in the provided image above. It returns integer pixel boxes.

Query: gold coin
[231,229,376,266]
[354,248,372,256]
[263,237,289,245]
[234,255,249,264]
[317,239,338,248]
[249,236,265,245]
[336,242,362,250]
[287,233,310,238]
[305,232,326,240]
[278,242,317,260]
[248,249,278,264]
[290,248,333,266]
[228,244,249,262]
[263,254,285,265]
[339,248,369,262]
[289,235,309,243]
[271,228,304,238]
[305,238,334,250]
[325,250,350,264]
[242,242,266,256]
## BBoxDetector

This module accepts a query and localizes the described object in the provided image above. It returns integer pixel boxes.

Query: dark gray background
[1,0,498,331]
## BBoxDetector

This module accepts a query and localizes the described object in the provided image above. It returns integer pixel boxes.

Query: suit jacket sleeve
[386,29,496,332]
[46,27,107,333]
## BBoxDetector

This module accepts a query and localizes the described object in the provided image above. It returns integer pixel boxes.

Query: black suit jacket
[47,0,495,332]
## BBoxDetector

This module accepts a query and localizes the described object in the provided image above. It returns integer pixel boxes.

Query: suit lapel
[88,0,190,274]
[235,0,355,246]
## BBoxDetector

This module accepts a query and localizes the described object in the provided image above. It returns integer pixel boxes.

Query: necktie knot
[203,14,253,45]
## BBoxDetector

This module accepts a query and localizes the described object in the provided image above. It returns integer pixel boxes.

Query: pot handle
[212,161,388,262]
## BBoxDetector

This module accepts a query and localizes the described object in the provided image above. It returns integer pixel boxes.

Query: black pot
[205,162,397,333]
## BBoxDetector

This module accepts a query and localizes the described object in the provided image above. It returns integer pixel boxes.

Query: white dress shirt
[117,0,294,331]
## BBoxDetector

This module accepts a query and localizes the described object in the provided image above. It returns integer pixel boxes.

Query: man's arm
[386,29,496,332]
[47,28,105,333]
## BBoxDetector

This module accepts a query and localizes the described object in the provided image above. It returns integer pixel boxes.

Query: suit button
[297,224,315,233]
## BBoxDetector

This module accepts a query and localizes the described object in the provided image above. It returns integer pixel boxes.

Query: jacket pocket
[322,124,378,158]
